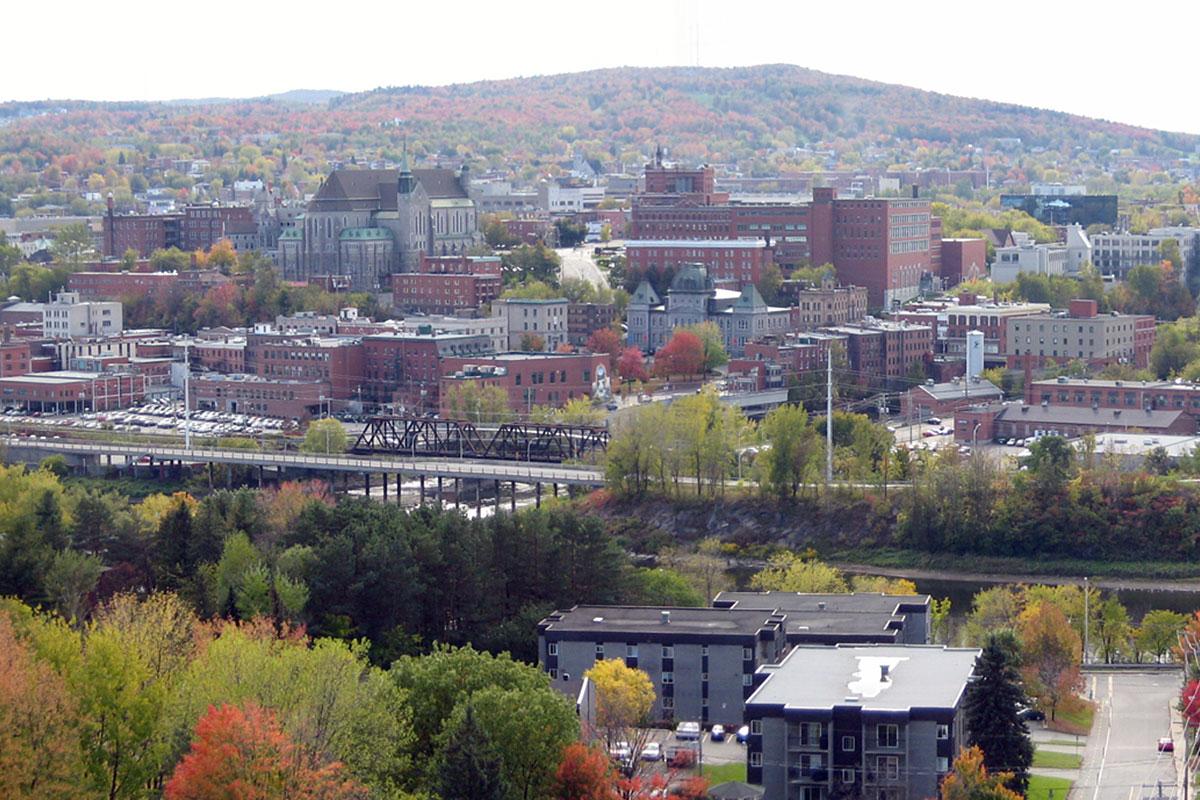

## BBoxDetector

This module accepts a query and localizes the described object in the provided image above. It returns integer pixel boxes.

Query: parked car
[641,742,662,761]
[606,401,619,411]
[737,725,750,744]
[609,741,632,761]
[1158,737,1174,753]
[710,724,726,742]
[1017,706,1046,722]
[675,721,701,741]
[926,417,942,425]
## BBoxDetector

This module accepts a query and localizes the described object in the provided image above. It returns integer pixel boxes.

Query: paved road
[557,246,609,288]
[1078,672,1178,800]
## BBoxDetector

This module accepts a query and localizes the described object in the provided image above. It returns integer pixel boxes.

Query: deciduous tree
[554,742,616,800]
[1018,601,1082,720]
[301,418,348,454]
[653,330,704,378]
[939,746,1022,800]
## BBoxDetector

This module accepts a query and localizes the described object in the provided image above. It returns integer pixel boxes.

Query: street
[557,246,610,289]
[1078,672,1178,800]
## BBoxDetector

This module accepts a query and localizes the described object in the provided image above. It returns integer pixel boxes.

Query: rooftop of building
[915,378,1003,401]
[192,372,325,386]
[539,605,783,637]
[996,403,1186,428]
[1078,433,1200,457]
[713,592,930,615]
[444,351,602,362]
[1031,377,1196,390]
[747,645,979,712]
[626,239,770,249]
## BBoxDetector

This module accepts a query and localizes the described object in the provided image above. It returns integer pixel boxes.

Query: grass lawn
[1042,739,1085,748]
[1033,750,1083,770]
[1028,775,1073,800]
[1049,699,1097,736]
[702,762,748,784]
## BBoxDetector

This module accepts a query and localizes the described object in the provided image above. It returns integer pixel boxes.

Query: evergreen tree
[438,703,506,800]
[964,637,1034,793]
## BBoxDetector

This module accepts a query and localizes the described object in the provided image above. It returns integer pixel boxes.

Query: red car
[1158,738,1174,753]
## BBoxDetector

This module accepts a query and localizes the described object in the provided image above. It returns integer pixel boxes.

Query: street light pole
[183,342,192,450]
[1083,576,1090,665]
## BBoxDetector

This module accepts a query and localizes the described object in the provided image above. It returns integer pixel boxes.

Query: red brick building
[245,335,365,400]
[568,303,618,347]
[439,352,609,415]
[0,370,145,412]
[68,271,179,301]
[939,239,988,287]
[1026,377,1200,420]
[0,339,33,378]
[191,338,246,374]
[190,374,328,421]
[823,321,934,382]
[630,182,939,308]
[102,199,254,257]
[391,254,502,315]
[728,334,836,390]
[362,332,493,413]
[954,402,1195,443]
[625,239,774,290]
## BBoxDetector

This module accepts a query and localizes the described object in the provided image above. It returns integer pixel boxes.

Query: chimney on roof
[880,664,891,681]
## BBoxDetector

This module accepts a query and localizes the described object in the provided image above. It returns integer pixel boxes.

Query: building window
[547,643,558,656]
[662,672,673,684]
[937,724,949,740]
[626,644,638,658]
[877,724,899,748]
[662,645,674,659]
[842,769,856,784]
[701,645,709,656]
[751,720,762,735]
[743,647,754,660]
[842,736,856,752]
[663,695,674,710]
[595,644,604,658]
[750,752,763,767]
[937,756,950,773]
[549,668,558,679]
[742,674,753,687]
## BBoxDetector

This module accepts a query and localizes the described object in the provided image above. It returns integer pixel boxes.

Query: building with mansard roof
[625,264,791,356]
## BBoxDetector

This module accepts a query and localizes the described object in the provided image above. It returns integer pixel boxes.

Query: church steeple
[398,135,415,194]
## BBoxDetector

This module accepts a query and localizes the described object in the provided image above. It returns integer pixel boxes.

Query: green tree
[963,586,1023,646]
[757,404,824,501]
[1093,596,1132,663]
[445,686,578,800]
[625,568,705,606]
[964,638,1033,793]
[755,262,784,305]
[682,321,728,373]
[437,704,506,800]
[300,418,347,454]
[1136,609,1186,662]
[51,222,94,270]
[443,382,514,423]
[44,549,103,624]
[750,552,848,593]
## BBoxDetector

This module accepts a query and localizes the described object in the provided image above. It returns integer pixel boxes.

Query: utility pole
[826,346,833,484]
[183,342,191,450]
[1083,576,1090,665]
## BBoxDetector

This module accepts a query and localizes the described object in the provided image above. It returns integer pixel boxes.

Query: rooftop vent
[592,616,604,624]
[817,601,827,611]
[661,610,671,624]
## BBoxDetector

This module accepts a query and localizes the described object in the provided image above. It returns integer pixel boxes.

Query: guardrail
[2,436,606,486]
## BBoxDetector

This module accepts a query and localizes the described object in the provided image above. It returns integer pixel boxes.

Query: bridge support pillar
[396,474,403,505]
[382,475,388,502]
[437,476,443,505]
[455,478,461,509]
[535,482,542,508]
[509,481,516,512]
[475,483,481,518]
[258,465,263,488]
[552,483,559,497]
[364,473,370,497]
[419,475,425,504]
[494,479,500,515]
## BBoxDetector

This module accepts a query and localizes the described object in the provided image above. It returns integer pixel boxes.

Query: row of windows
[547,642,752,659]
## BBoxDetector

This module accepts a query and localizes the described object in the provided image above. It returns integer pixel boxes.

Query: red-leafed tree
[616,347,649,384]
[553,742,617,800]
[653,330,704,378]
[1183,679,1200,728]
[164,703,366,800]
[588,328,624,367]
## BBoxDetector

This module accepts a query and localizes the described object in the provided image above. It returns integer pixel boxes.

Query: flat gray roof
[714,592,930,615]
[997,404,1185,427]
[747,645,979,712]
[540,605,781,637]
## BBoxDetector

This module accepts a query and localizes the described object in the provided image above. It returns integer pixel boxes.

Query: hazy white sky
[8,0,1198,134]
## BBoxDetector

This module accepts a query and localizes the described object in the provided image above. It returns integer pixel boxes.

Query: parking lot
[0,399,296,441]
[609,724,749,785]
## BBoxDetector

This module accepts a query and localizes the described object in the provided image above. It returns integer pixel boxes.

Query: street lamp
[972,422,982,451]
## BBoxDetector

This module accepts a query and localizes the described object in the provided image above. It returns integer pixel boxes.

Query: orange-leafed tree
[653,330,704,378]
[1018,601,1082,721]
[616,347,649,384]
[164,703,366,800]
[940,746,1022,800]
[553,742,617,800]
[0,614,82,799]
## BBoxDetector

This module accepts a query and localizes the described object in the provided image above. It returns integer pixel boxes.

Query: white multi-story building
[396,315,507,353]
[42,292,122,339]
[492,297,569,351]
[991,232,1068,283]
[1090,227,1200,279]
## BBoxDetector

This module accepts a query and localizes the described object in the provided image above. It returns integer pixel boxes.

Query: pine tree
[438,703,506,800]
[964,637,1034,793]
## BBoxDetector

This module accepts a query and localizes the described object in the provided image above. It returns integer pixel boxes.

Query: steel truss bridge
[352,416,609,463]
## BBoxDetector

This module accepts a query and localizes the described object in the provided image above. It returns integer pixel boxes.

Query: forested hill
[2,64,1196,186]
